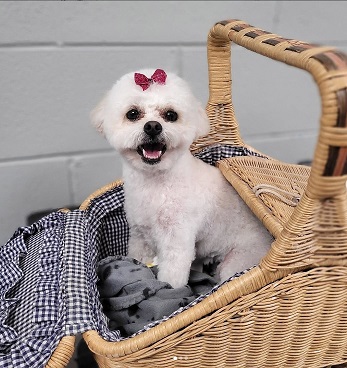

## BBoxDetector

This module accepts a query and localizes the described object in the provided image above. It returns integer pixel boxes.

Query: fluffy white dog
[91,68,273,288]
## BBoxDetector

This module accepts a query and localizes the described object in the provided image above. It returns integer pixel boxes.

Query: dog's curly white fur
[91,69,273,288]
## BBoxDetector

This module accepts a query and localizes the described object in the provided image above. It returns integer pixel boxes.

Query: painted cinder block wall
[1,1,347,245]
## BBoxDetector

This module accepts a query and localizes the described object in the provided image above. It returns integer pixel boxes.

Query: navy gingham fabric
[0,212,66,368]
[195,144,267,165]
[0,145,266,367]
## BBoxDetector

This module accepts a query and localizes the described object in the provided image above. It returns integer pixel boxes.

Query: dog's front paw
[127,247,154,265]
[127,237,155,265]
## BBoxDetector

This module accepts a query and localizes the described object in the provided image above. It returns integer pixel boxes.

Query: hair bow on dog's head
[134,69,167,91]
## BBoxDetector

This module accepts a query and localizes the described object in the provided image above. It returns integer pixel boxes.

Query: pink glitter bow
[134,69,167,91]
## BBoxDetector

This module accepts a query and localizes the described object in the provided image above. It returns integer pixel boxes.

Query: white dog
[91,68,273,288]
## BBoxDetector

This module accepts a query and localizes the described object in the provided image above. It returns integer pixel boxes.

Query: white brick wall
[1,1,347,245]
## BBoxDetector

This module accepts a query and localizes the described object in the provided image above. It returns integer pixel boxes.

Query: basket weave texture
[79,19,347,368]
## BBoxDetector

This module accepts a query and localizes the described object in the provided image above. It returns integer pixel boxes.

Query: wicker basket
[77,19,347,368]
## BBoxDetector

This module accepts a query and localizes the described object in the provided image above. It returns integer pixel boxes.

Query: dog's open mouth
[137,142,167,164]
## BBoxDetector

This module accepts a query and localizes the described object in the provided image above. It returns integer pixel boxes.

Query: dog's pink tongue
[143,147,162,159]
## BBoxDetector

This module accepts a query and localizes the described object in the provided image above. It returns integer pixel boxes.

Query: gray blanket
[97,256,218,337]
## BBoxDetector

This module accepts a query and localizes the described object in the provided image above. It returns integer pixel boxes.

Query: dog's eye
[126,109,140,121]
[164,110,178,122]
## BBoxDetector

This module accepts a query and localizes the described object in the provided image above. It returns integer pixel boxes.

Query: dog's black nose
[144,121,162,137]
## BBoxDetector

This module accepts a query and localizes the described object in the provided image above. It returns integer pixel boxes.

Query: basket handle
[197,20,347,273]
[202,19,347,198]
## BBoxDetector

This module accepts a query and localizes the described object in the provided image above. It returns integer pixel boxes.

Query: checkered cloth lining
[0,145,266,367]
[0,213,66,367]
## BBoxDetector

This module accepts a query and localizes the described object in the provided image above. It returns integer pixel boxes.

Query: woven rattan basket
[76,19,347,368]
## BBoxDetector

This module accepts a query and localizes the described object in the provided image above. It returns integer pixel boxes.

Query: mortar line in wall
[1,40,347,50]
[0,148,115,165]
[272,0,283,33]
[244,129,318,142]
[65,41,208,48]
[0,41,208,50]
[0,42,60,49]
[177,44,183,77]
[67,157,76,206]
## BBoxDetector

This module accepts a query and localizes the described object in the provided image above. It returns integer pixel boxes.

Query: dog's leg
[156,232,196,288]
[127,228,155,265]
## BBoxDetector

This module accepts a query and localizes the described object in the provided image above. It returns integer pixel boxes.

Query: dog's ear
[90,93,108,135]
[195,104,210,139]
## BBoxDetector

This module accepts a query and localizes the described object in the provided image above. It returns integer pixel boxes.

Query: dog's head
[91,69,210,171]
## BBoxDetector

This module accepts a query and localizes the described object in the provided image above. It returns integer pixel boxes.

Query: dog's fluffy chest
[124,172,199,230]
[122,156,220,232]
